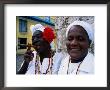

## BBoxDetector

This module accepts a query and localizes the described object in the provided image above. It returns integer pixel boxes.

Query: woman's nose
[71,39,78,46]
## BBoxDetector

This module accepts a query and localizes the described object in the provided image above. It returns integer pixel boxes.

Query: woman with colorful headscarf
[58,21,94,74]
[17,24,55,74]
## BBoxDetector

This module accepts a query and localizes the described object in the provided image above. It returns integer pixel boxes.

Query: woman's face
[32,30,49,54]
[66,25,90,61]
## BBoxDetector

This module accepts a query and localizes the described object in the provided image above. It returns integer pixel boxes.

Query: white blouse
[58,52,94,74]
[26,51,52,74]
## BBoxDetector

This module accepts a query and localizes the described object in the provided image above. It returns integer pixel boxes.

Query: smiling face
[32,30,50,54]
[66,25,90,62]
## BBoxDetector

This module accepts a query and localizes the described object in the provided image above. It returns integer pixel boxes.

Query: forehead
[68,25,88,37]
[32,30,42,37]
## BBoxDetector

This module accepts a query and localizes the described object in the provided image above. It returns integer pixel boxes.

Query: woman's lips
[70,48,80,52]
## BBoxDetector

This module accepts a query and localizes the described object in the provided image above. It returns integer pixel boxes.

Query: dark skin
[17,30,51,74]
[25,30,51,64]
[66,25,91,63]
[32,30,51,63]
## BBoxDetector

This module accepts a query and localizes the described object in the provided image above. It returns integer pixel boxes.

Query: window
[18,38,27,49]
[19,19,27,32]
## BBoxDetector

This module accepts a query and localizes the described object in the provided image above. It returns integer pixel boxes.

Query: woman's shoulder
[59,53,70,67]
[79,52,94,74]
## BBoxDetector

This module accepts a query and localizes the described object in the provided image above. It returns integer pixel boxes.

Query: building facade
[16,16,55,54]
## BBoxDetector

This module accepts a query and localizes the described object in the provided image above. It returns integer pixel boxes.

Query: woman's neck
[71,57,84,63]
[71,52,88,63]
[40,51,51,58]
[39,50,51,64]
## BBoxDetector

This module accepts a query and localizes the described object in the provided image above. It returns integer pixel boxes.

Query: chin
[69,53,82,60]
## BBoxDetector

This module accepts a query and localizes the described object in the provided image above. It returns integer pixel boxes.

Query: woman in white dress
[58,21,94,74]
[17,24,55,74]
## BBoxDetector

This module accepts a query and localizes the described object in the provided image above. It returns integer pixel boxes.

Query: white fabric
[67,62,81,74]
[25,51,37,74]
[58,52,94,74]
[52,52,64,74]
[31,24,45,35]
[41,58,51,74]
[66,21,94,41]
[25,51,52,74]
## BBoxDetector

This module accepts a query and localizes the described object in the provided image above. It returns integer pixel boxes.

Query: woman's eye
[67,37,72,41]
[78,36,84,41]
[32,36,37,41]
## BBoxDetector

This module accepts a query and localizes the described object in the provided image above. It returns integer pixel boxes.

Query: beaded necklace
[67,58,83,75]
[35,55,52,74]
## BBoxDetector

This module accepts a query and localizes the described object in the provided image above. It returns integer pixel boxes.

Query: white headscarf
[31,24,45,35]
[66,21,94,41]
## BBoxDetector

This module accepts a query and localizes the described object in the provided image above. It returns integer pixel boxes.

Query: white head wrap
[31,24,45,35]
[66,21,94,41]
